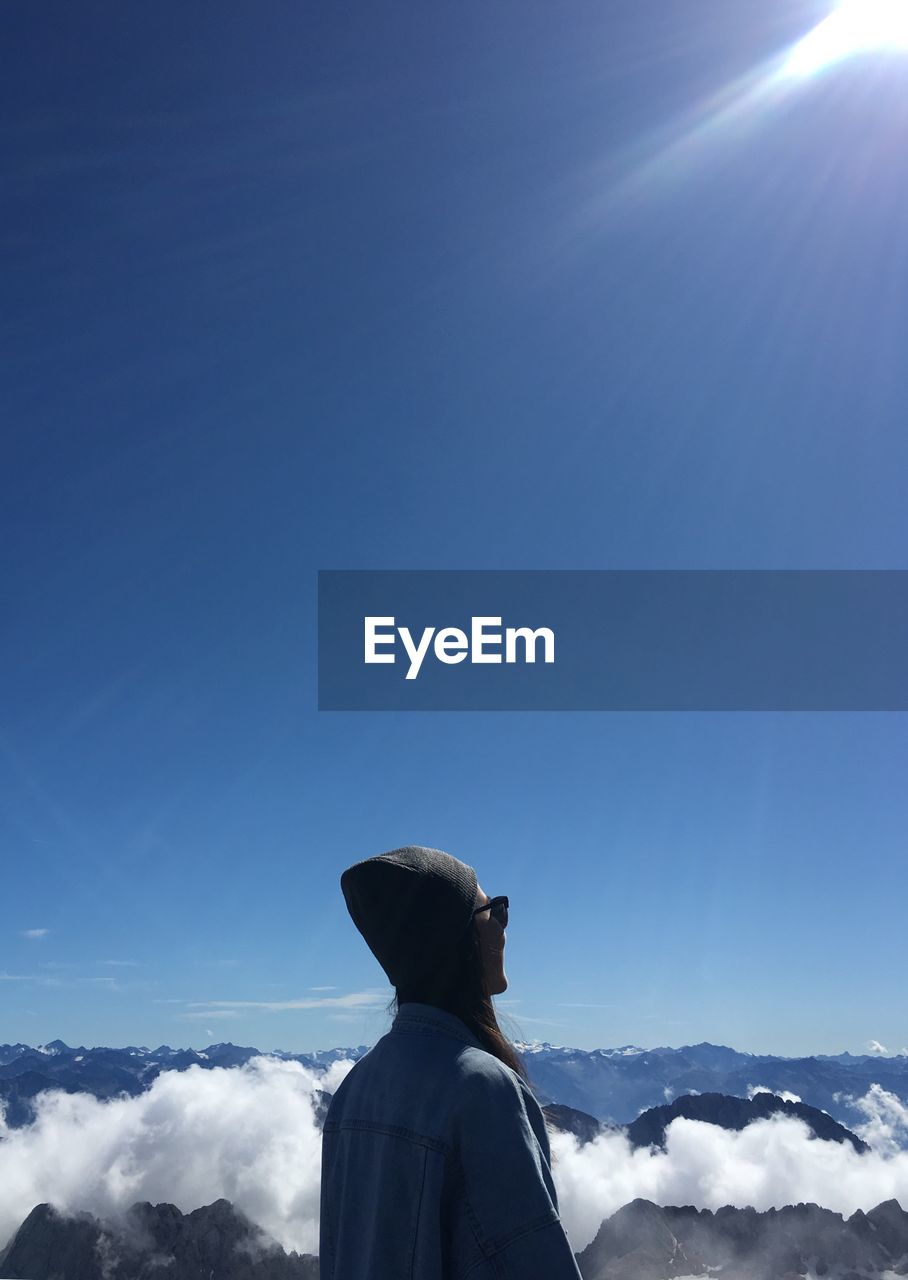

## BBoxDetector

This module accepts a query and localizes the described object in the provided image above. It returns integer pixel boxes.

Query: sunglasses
[471,895,509,929]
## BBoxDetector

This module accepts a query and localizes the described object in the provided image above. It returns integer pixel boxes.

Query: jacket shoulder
[452,1047,541,1120]
[455,1044,536,1091]
[454,1044,520,1085]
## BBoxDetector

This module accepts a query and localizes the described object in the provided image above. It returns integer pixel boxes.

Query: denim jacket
[319,1002,583,1279]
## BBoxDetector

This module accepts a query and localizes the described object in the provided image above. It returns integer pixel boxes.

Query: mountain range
[2,1037,904,1135]
[516,1039,908,1134]
[4,1196,908,1280]
[0,1199,319,1279]
[575,1196,908,1279]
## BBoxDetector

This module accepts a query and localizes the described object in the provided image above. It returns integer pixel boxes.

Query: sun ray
[578,0,908,217]
[784,0,908,78]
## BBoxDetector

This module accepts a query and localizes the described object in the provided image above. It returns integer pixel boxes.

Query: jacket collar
[391,1001,485,1050]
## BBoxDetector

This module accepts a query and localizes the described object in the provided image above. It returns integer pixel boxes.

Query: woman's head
[340,845,528,1082]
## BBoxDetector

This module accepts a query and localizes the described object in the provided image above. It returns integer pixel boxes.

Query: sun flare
[785,0,908,77]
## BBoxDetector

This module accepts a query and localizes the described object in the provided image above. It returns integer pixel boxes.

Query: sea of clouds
[1,1059,907,1256]
[553,1081,908,1251]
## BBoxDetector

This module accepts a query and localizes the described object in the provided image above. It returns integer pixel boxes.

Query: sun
[785,0,908,77]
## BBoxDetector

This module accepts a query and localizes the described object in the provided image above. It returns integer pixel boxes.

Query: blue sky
[2,0,906,1057]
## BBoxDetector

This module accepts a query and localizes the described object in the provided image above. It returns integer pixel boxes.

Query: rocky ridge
[0,1199,319,1280]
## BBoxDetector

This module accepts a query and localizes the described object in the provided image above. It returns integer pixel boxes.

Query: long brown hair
[386,915,529,1083]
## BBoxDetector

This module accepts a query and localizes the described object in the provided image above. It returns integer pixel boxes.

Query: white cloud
[553,1098,908,1253]
[506,1014,572,1027]
[187,990,390,1014]
[557,1003,622,1009]
[0,1056,356,1255]
[177,1011,240,1021]
[845,1083,908,1157]
[748,1084,802,1104]
[868,1040,889,1056]
[20,929,49,940]
[319,1060,356,1094]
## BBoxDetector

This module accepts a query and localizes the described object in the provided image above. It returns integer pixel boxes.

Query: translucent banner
[317,571,908,710]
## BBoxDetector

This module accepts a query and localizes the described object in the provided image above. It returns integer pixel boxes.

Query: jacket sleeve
[451,1056,583,1278]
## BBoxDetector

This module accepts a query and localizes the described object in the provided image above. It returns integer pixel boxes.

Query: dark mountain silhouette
[0,1071,87,1128]
[625,1089,869,1153]
[576,1196,908,1280]
[0,1200,319,1280]
[4,1196,907,1280]
[542,1102,604,1144]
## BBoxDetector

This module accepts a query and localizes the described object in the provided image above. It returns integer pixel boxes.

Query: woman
[319,845,583,1279]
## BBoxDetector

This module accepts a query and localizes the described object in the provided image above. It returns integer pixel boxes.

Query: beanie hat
[340,845,478,988]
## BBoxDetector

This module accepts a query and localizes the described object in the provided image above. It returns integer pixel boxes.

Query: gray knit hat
[340,845,478,988]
